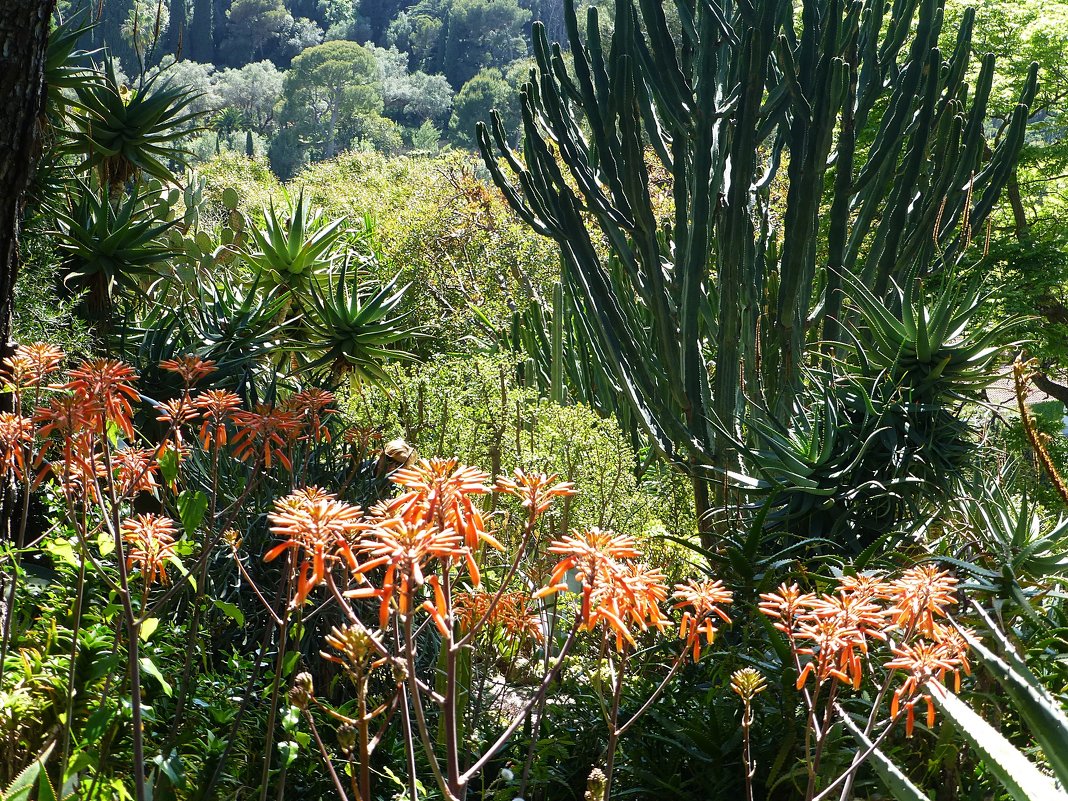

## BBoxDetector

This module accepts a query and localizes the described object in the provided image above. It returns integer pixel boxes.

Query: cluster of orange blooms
[759,566,971,736]
[453,591,543,643]
[0,344,349,590]
[263,460,734,658]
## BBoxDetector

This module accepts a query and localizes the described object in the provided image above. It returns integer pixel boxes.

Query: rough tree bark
[0,0,55,364]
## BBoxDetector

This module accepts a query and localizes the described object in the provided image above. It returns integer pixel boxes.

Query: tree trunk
[0,0,53,366]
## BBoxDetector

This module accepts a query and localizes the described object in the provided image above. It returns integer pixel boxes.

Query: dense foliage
[1,0,1068,799]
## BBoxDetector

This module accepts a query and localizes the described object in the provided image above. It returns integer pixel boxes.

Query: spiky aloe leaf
[242,190,350,295]
[2,742,54,801]
[65,59,204,187]
[929,681,1068,801]
[962,625,1068,788]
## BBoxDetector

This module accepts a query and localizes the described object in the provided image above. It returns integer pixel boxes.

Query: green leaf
[277,740,300,768]
[177,490,208,538]
[281,651,300,677]
[140,656,174,697]
[930,681,1068,801]
[97,529,115,558]
[212,600,245,627]
[84,703,116,744]
[46,539,80,568]
[139,618,159,642]
[158,447,179,485]
[153,750,184,788]
[840,712,931,801]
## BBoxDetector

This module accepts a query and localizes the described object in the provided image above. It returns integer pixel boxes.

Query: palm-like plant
[298,258,416,383]
[241,191,351,297]
[54,180,178,312]
[947,480,1068,621]
[116,276,293,401]
[66,59,202,188]
[839,268,1013,404]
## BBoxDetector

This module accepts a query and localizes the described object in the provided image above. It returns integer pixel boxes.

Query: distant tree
[275,15,323,60]
[372,45,452,125]
[153,56,220,115]
[360,0,410,42]
[216,60,283,133]
[121,0,170,65]
[188,0,213,60]
[166,0,187,58]
[385,7,444,72]
[440,0,528,88]
[225,0,289,60]
[409,118,440,151]
[448,66,517,146]
[278,39,382,158]
[245,128,255,155]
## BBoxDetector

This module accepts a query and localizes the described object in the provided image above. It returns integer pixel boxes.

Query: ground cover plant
[1,0,1068,798]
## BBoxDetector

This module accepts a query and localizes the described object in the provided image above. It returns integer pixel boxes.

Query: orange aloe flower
[2,342,64,389]
[886,565,958,638]
[112,447,160,497]
[122,514,178,587]
[884,641,962,736]
[160,355,217,387]
[386,458,496,549]
[792,616,867,690]
[289,388,337,443]
[34,393,95,441]
[494,469,577,519]
[673,578,734,661]
[231,404,301,470]
[63,359,140,439]
[932,624,973,691]
[265,488,366,605]
[55,432,105,501]
[348,518,466,629]
[539,528,651,650]
[194,389,243,449]
[0,413,34,481]
[758,582,816,634]
[156,396,199,446]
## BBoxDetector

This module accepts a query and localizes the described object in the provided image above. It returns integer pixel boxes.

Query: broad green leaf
[177,490,208,537]
[212,600,245,627]
[46,539,79,568]
[157,447,179,485]
[97,529,115,558]
[140,656,173,697]
[139,618,159,642]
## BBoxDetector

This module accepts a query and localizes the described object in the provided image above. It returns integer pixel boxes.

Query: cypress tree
[187,0,212,61]
[166,0,186,58]
[245,129,254,157]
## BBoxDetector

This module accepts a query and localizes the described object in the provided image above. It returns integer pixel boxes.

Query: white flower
[500,768,515,782]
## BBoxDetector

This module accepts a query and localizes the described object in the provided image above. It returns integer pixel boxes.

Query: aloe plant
[297,258,417,383]
[54,180,178,313]
[241,190,352,297]
[838,268,1015,404]
[65,59,202,189]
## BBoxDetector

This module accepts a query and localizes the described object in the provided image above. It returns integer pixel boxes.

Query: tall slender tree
[0,0,54,364]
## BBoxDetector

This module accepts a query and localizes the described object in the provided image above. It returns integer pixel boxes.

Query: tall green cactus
[478,0,1037,540]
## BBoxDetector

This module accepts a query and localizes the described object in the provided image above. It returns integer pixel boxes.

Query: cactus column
[479,0,1036,544]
